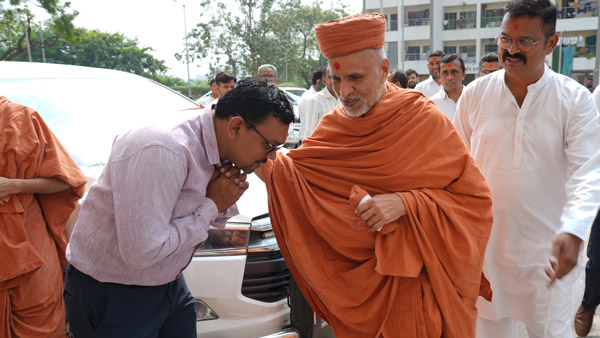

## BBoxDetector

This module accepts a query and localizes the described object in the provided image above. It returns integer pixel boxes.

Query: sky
[59,0,363,80]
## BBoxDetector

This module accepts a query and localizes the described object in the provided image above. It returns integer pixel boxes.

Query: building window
[387,42,398,69]
[390,13,398,31]
[407,9,429,26]
[481,8,504,28]
[444,46,457,55]
[459,11,477,29]
[484,44,498,53]
[444,12,458,30]
[459,45,476,61]
[406,46,421,60]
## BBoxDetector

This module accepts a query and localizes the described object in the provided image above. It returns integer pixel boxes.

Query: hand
[544,232,582,288]
[0,177,19,199]
[207,164,249,212]
[355,193,406,232]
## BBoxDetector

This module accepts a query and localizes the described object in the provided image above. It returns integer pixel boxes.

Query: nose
[339,81,354,98]
[507,39,520,54]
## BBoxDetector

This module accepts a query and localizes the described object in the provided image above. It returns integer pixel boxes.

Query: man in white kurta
[430,54,466,121]
[298,67,338,141]
[454,1,600,337]
[415,50,444,98]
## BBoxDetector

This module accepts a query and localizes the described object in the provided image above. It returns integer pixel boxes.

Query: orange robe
[263,86,493,337]
[0,97,86,337]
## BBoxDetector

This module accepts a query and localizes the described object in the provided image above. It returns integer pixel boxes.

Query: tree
[0,0,78,61]
[15,28,168,82]
[183,0,347,86]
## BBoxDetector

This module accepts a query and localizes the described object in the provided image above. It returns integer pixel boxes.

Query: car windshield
[0,77,197,167]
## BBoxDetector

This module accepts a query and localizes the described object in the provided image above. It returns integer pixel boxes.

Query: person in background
[0,96,87,337]
[405,69,419,88]
[299,66,325,106]
[258,64,278,84]
[478,52,502,77]
[196,78,219,106]
[387,69,408,88]
[214,71,237,99]
[298,67,338,141]
[415,50,444,97]
[454,0,600,336]
[64,78,295,338]
[430,54,466,121]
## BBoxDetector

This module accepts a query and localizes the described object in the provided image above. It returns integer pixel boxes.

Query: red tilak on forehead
[513,23,519,29]
[334,62,340,70]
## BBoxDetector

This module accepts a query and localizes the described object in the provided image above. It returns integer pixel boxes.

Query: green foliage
[0,0,78,60]
[14,28,168,81]
[183,0,348,87]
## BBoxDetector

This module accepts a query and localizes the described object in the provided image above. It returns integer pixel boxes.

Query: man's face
[478,61,502,77]
[427,56,442,79]
[439,60,465,94]
[329,49,389,117]
[258,68,277,83]
[209,82,219,97]
[322,68,337,98]
[407,73,418,88]
[217,80,235,97]
[230,115,289,174]
[498,14,557,81]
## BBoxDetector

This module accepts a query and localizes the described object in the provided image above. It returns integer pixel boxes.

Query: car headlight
[195,299,219,321]
[194,224,250,257]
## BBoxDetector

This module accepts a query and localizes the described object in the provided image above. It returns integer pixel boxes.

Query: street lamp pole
[39,22,46,63]
[183,4,192,98]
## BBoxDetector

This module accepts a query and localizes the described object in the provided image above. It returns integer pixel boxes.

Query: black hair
[405,69,418,77]
[439,53,465,73]
[428,50,445,60]
[215,71,237,85]
[312,67,325,85]
[504,0,557,35]
[215,77,295,125]
[389,69,408,89]
[209,79,216,86]
[480,52,499,65]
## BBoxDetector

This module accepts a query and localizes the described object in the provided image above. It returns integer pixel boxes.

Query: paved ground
[516,316,600,337]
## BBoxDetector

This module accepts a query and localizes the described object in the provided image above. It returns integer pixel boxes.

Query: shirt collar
[200,107,221,166]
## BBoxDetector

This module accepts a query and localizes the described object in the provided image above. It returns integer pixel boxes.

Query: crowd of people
[1,0,599,337]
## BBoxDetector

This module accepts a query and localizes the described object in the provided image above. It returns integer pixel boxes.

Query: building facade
[364,0,598,87]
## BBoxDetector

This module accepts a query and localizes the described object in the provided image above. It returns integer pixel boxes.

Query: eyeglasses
[245,120,285,154]
[496,35,551,52]
[259,75,276,79]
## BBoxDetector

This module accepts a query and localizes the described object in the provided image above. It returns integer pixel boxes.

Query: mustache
[503,51,527,63]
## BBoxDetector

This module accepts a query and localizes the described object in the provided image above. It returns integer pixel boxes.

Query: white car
[0,61,302,338]
[280,87,307,98]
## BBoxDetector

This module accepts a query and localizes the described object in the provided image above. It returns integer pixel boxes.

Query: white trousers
[476,316,572,338]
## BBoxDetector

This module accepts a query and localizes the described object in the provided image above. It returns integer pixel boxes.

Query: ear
[226,115,246,140]
[380,58,390,82]
[546,33,559,55]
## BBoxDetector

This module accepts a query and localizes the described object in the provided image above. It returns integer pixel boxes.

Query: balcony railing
[557,5,598,19]
[481,16,503,28]
[405,18,429,26]
[443,18,477,30]
[404,53,424,61]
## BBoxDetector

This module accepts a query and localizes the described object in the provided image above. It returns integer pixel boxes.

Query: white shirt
[196,94,217,107]
[299,86,318,105]
[415,76,442,98]
[298,88,338,140]
[454,68,600,333]
[593,86,600,111]
[430,86,463,121]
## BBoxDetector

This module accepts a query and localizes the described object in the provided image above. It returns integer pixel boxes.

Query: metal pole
[40,22,46,63]
[594,10,600,87]
[183,4,192,98]
[24,21,32,62]
[401,0,405,70]
[285,52,288,85]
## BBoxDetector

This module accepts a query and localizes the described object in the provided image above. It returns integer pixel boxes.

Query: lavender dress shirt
[66,108,238,286]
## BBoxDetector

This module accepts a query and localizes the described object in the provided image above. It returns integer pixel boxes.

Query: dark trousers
[64,264,196,338]
[583,209,600,309]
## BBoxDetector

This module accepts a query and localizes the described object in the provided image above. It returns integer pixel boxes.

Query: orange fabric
[0,96,86,336]
[264,86,493,337]
[315,13,386,58]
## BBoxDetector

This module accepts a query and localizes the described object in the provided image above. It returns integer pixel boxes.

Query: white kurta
[415,75,442,98]
[196,94,217,107]
[430,86,463,121]
[298,88,338,140]
[454,68,600,336]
